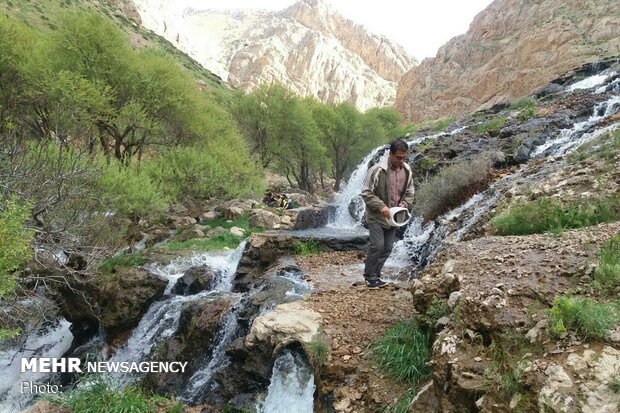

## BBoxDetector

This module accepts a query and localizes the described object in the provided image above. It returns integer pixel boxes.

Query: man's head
[388,139,409,169]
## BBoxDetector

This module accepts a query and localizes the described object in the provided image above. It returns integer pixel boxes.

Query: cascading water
[566,69,618,92]
[257,350,315,413]
[107,241,247,392]
[531,95,620,157]
[0,319,73,413]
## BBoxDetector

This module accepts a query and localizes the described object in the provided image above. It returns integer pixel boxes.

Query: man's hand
[380,206,390,218]
[398,201,407,208]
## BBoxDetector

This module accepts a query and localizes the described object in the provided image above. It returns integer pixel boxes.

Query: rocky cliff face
[130,0,416,111]
[396,0,620,122]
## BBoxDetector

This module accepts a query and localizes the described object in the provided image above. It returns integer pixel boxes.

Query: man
[361,139,415,289]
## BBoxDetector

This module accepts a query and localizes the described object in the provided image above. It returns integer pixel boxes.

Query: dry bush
[414,152,495,220]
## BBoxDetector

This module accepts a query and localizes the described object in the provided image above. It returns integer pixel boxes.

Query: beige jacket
[361,156,415,228]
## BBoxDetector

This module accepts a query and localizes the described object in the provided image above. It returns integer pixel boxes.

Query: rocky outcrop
[144,296,233,394]
[131,0,416,110]
[171,265,218,295]
[234,231,368,292]
[409,221,620,412]
[395,0,620,122]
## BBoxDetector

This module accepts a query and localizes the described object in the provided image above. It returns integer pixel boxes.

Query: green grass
[610,376,620,394]
[483,334,530,400]
[432,116,456,132]
[293,240,323,255]
[48,376,181,413]
[371,320,431,385]
[567,128,620,164]
[307,339,329,368]
[509,97,537,110]
[548,296,619,341]
[518,107,538,122]
[473,117,507,134]
[490,196,620,235]
[385,387,418,413]
[423,296,451,328]
[98,254,146,273]
[594,233,620,288]
[163,231,244,251]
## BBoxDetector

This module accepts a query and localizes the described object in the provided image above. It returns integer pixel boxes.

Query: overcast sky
[182,0,495,60]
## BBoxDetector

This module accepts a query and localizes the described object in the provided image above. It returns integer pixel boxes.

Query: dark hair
[389,139,409,153]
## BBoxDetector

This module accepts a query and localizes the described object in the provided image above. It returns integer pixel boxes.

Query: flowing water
[0,319,73,413]
[257,350,315,413]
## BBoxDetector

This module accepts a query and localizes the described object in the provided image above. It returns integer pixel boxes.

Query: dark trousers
[364,223,397,280]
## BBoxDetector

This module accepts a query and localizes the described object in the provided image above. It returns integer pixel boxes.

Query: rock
[169,215,197,229]
[144,296,233,395]
[171,266,218,295]
[448,291,461,309]
[248,209,280,230]
[245,301,323,354]
[206,227,227,238]
[230,226,245,237]
[176,226,205,242]
[223,206,244,220]
[525,319,548,343]
[436,316,451,329]
[99,268,167,339]
[20,401,70,413]
[199,211,220,222]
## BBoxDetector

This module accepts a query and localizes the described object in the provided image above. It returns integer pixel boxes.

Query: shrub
[509,97,536,110]
[414,153,495,220]
[162,231,244,252]
[548,296,619,341]
[490,196,620,236]
[371,319,431,385]
[293,240,323,255]
[307,339,329,369]
[594,233,620,288]
[0,197,33,300]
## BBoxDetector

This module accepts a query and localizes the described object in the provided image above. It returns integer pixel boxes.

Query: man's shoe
[365,279,388,289]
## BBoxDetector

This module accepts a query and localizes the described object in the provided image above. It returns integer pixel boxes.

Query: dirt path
[297,251,417,412]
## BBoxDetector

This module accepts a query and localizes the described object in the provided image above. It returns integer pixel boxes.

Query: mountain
[130,0,417,111]
[395,0,620,122]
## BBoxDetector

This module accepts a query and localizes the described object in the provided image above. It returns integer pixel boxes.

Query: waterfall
[0,319,73,413]
[258,350,315,413]
[107,241,247,389]
[566,69,618,92]
[330,132,448,229]
[532,95,620,157]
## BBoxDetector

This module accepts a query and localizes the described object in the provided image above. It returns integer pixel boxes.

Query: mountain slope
[395,0,620,122]
[131,0,417,111]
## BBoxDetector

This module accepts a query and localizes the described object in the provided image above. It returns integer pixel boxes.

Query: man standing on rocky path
[360,139,415,289]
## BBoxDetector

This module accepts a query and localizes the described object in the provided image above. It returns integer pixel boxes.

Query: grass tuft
[548,296,619,341]
[490,196,620,236]
[99,254,146,273]
[371,320,431,385]
[293,240,323,255]
[594,232,620,288]
[473,117,507,134]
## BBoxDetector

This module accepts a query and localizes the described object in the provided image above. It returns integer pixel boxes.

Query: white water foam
[258,350,315,413]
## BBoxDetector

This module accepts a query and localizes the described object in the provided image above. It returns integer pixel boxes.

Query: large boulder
[171,266,218,295]
[248,209,280,230]
[99,267,167,339]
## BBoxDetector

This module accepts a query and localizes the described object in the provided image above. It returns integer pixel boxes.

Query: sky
[182,0,495,60]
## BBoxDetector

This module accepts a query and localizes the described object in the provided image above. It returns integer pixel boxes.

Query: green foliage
[610,376,620,394]
[162,231,244,252]
[418,157,438,173]
[473,117,507,134]
[518,107,538,122]
[99,254,146,273]
[293,240,323,255]
[371,320,431,385]
[567,128,620,164]
[509,97,537,110]
[423,296,451,328]
[0,197,33,300]
[415,153,495,220]
[98,161,168,218]
[432,116,456,132]
[548,296,619,340]
[490,196,620,236]
[483,334,529,400]
[143,144,263,201]
[48,375,177,413]
[307,339,329,368]
[594,233,620,288]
